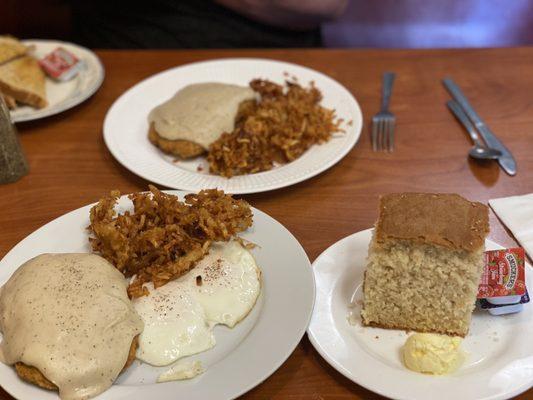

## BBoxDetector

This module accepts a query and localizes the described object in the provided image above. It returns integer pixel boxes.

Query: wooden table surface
[1,48,533,399]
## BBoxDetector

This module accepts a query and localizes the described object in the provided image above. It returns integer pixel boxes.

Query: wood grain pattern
[1,48,532,399]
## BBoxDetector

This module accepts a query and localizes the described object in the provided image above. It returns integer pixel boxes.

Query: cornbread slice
[361,193,489,337]
[0,56,47,109]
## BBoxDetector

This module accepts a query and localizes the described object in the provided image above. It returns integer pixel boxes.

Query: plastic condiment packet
[39,47,84,81]
[478,290,530,310]
[477,247,526,299]
[485,303,523,316]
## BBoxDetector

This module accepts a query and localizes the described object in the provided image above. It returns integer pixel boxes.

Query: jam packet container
[39,47,84,81]
[479,291,530,315]
[477,248,528,315]
[478,248,526,299]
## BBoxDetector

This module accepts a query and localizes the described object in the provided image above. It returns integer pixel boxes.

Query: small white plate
[307,229,533,400]
[0,191,315,400]
[103,58,362,194]
[10,40,104,123]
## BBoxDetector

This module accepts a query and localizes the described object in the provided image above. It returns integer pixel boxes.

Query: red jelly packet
[477,248,526,298]
[39,47,82,81]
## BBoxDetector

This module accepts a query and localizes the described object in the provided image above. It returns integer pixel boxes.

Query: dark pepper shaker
[0,96,29,184]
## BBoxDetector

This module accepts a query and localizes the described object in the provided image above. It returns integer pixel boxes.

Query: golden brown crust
[0,56,47,109]
[0,79,47,108]
[14,336,139,391]
[375,193,489,252]
[148,123,205,159]
[14,363,57,390]
[362,320,467,338]
[0,36,27,65]
[122,335,138,370]
[1,93,16,109]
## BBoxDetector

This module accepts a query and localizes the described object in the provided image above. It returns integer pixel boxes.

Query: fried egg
[133,240,261,367]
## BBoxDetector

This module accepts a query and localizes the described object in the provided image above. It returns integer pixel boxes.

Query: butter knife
[443,78,517,176]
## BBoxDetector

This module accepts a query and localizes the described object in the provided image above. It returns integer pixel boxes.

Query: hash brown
[208,79,342,177]
[88,186,253,298]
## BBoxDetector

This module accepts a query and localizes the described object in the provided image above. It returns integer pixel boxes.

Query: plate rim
[307,228,533,400]
[102,57,362,194]
[10,39,105,123]
[0,190,315,400]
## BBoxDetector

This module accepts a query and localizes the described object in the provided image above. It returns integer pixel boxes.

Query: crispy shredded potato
[207,79,343,177]
[88,186,253,297]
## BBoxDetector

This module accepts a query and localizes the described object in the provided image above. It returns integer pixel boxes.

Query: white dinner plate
[10,40,104,123]
[308,229,533,400]
[0,191,315,400]
[103,58,362,194]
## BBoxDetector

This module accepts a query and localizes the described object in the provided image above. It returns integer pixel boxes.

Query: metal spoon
[447,100,501,160]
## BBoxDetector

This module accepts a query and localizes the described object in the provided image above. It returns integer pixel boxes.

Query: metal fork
[372,72,396,152]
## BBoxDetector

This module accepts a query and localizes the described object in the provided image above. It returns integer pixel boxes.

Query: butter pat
[402,333,464,375]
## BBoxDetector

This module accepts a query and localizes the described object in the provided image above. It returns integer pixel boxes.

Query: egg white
[133,240,261,367]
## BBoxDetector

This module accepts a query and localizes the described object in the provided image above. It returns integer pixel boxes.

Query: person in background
[70,0,348,49]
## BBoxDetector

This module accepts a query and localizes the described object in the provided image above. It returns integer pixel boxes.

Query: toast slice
[0,36,28,65]
[0,56,47,108]
[1,92,17,109]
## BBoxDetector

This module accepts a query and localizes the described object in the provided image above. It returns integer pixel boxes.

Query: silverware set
[371,73,517,175]
[443,78,516,175]
[446,100,501,161]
